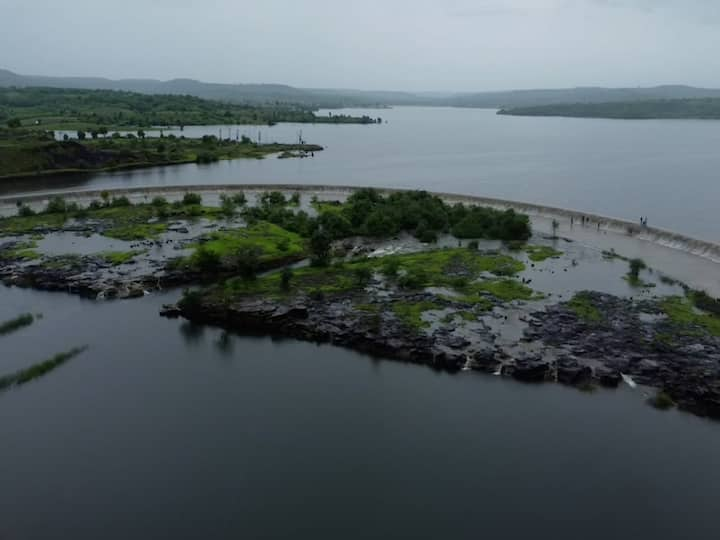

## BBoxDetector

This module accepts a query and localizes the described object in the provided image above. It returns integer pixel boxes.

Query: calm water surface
[7,107,720,242]
[3,108,720,539]
[1,286,720,539]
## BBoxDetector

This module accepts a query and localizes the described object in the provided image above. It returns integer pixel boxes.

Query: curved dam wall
[2,183,720,264]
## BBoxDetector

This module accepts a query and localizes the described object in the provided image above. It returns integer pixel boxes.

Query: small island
[2,187,719,418]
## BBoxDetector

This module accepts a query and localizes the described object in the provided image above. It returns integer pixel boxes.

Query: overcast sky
[2,0,720,91]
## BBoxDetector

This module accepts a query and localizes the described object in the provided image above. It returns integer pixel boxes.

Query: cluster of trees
[315,189,531,242]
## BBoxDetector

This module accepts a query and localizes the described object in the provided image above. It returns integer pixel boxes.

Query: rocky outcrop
[170,289,720,420]
[525,291,720,418]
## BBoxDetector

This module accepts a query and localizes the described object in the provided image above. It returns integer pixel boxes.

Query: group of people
[640,216,649,227]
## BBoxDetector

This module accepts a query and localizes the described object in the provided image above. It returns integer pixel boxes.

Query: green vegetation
[524,245,563,262]
[648,391,675,410]
[309,189,531,242]
[392,301,442,329]
[0,346,88,391]
[625,258,652,288]
[100,250,144,265]
[181,222,306,273]
[0,240,41,260]
[567,292,603,322]
[661,296,720,337]
[498,98,720,120]
[0,313,35,336]
[0,195,224,240]
[0,127,323,178]
[0,86,380,131]
[196,247,530,308]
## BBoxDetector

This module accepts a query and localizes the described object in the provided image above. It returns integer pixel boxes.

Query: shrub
[183,192,202,205]
[178,289,204,311]
[236,246,262,280]
[310,229,331,266]
[381,257,400,277]
[276,238,290,252]
[44,196,67,214]
[398,268,428,289]
[219,194,236,216]
[151,196,168,207]
[260,191,286,206]
[17,204,35,217]
[110,196,131,208]
[354,266,373,284]
[628,258,647,279]
[193,246,221,272]
[231,192,247,206]
[281,267,293,291]
[692,290,720,316]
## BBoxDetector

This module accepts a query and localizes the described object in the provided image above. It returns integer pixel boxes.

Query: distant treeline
[0,87,381,131]
[497,98,720,120]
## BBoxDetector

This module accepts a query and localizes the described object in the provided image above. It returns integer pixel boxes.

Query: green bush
[17,204,35,217]
[44,196,67,214]
[183,192,202,205]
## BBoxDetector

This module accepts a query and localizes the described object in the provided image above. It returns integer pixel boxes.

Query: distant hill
[4,69,720,110]
[445,86,720,109]
[0,69,371,108]
[497,98,720,120]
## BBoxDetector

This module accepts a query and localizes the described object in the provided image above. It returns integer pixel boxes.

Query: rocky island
[1,187,719,418]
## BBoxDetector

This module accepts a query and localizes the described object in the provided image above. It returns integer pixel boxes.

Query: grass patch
[524,245,563,262]
[0,212,67,236]
[100,250,145,265]
[0,240,41,261]
[464,278,537,302]
[0,346,88,391]
[0,313,35,336]
[568,292,603,322]
[661,296,720,337]
[193,221,305,263]
[392,301,441,330]
[103,223,168,240]
[205,248,534,311]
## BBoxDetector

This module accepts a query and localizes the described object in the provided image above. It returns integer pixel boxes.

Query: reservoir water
[2,287,720,540]
[6,106,720,242]
[2,108,720,539]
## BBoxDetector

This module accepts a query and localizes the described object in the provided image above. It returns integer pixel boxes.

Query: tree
[98,126,108,137]
[77,130,86,140]
[137,129,145,139]
[7,118,21,128]
[310,229,331,266]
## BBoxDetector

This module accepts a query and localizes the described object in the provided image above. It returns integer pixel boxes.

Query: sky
[2,0,720,92]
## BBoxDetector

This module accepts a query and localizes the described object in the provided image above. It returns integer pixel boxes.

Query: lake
[2,108,720,539]
[8,106,720,243]
[2,286,720,540]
